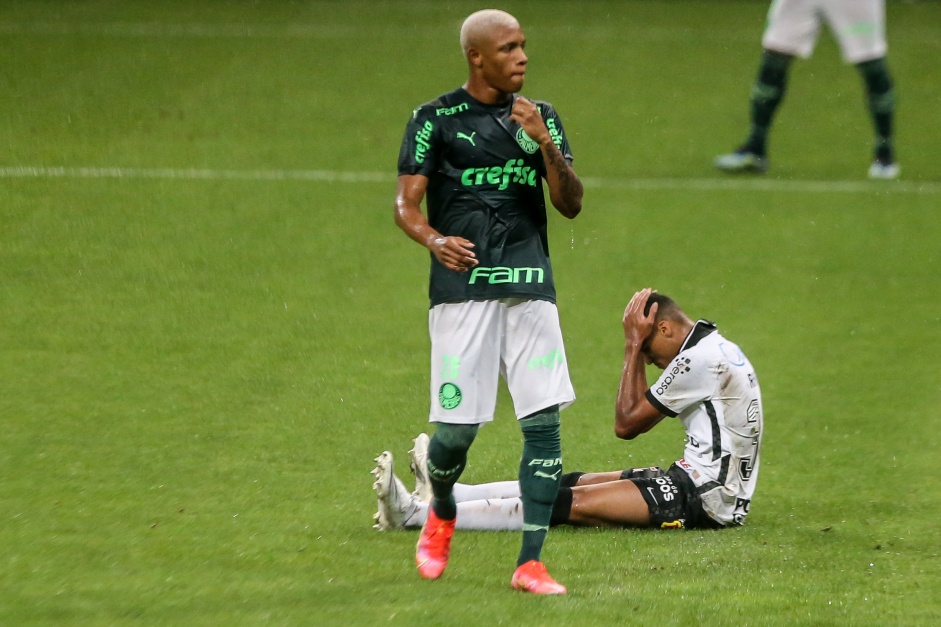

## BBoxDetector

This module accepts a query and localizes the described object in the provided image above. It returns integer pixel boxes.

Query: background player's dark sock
[426,423,478,520]
[549,486,573,527]
[857,57,896,163]
[516,406,562,566]
[742,50,791,157]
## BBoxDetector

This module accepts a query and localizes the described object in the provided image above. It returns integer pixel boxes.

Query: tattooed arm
[510,96,583,219]
[540,139,583,219]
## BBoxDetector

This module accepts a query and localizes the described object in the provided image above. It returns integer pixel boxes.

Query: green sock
[742,51,791,157]
[516,406,562,566]
[857,57,895,163]
[426,423,478,521]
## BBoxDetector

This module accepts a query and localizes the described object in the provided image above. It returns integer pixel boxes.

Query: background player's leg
[563,480,651,527]
[570,470,626,486]
[457,498,523,530]
[857,57,897,169]
[398,498,524,531]
[716,50,791,172]
[742,49,792,158]
[453,480,520,501]
[516,407,562,566]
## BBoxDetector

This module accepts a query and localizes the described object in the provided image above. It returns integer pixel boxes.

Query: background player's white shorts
[428,298,575,424]
[761,0,887,64]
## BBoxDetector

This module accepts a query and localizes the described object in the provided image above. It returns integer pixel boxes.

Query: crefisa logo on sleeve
[414,120,433,163]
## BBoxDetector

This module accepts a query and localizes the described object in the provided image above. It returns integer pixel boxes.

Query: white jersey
[646,321,763,526]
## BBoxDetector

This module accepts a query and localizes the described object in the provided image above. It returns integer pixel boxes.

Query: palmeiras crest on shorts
[515,127,539,154]
[438,383,462,410]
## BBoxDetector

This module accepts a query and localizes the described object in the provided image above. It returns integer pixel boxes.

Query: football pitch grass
[2,1,940,624]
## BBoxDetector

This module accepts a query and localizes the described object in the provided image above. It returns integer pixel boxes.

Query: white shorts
[761,0,887,64]
[428,298,575,424]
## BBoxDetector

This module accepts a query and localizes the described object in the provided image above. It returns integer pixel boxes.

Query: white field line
[0,22,347,38]
[1,166,939,195]
[0,166,390,184]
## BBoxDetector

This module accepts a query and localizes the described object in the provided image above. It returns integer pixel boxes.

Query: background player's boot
[715,149,769,173]
[371,452,415,530]
[415,507,455,579]
[868,159,900,180]
[510,560,567,595]
[408,433,433,502]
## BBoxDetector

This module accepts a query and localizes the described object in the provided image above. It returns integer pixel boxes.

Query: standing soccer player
[393,9,583,594]
[715,0,899,179]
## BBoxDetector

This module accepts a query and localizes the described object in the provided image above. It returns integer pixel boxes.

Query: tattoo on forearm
[545,143,583,204]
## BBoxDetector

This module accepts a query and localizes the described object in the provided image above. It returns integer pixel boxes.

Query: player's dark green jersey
[397,87,574,307]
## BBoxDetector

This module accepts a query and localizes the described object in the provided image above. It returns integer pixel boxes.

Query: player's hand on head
[623,288,657,347]
[510,96,550,145]
[430,236,478,273]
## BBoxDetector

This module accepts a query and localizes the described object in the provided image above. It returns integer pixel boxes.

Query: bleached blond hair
[459,9,519,58]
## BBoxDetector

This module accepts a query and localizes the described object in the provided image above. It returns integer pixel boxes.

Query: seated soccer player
[373,289,765,532]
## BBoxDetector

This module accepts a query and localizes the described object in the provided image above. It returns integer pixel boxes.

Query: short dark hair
[644,292,686,323]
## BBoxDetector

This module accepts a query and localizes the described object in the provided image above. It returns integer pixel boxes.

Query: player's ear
[467,48,483,68]
[658,320,672,338]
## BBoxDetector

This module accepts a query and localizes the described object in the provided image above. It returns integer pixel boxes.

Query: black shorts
[621,464,724,530]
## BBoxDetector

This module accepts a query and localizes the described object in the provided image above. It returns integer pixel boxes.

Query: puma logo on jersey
[456,131,476,146]
[534,469,562,480]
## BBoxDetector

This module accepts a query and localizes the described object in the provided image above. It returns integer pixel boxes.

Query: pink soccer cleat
[510,560,567,595]
[415,507,455,579]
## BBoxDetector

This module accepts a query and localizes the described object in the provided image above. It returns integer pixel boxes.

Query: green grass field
[2,1,940,624]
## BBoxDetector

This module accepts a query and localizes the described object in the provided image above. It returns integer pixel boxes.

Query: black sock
[742,51,791,157]
[857,57,895,163]
[549,486,573,527]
